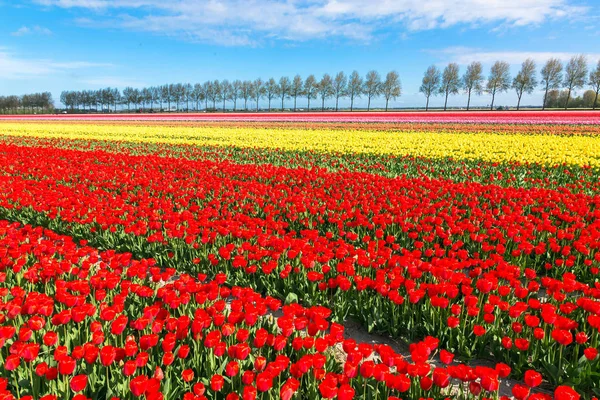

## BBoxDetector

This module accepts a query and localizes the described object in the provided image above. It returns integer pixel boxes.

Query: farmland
[0,112,599,400]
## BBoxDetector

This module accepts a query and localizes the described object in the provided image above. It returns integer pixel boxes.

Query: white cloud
[11,25,53,36]
[0,48,114,79]
[432,47,600,66]
[32,0,589,45]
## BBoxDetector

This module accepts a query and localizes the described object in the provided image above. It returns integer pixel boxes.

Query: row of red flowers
[1,136,598,195]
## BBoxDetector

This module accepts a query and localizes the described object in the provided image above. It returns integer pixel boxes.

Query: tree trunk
[268,98,271,112]
[223,98,226,112]
[367,96,371,111]
[294,96,297,112]
[542,83,549,110]
[444,91,448,111]
[385,98,389,112]
[282,97,284,110]
[307,97,310,111]
[490,91,495,111]
[336,97,339,112]
[256,99,259,112]
[350,96,354,112]
[594,90,599,110]
[565,88,572,110]
[466,90,471,111]
[321,97,325,111]
[426,96,430,111]
[233,99,236,111]
[517,93,522,111]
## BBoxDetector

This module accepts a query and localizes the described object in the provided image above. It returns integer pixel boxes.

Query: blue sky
[1,0,599,109]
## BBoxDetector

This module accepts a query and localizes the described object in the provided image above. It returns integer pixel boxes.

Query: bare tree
[304,74,317,111]
[291,75,303,111]
[203,81,213,110]
[253,78,265,112]
[220,80,232,111]
[590,60,600,110]
[231,80,242,111]
[363,70,381,111]
[317,74,334,111]
[209,80,221,110]
[419,65,441,111]
[264,78,279,111]
[512,58,537,110]
[540,58,563,110]
[332,72,347,111]
[240,80,253,111]
[462,62,484,111]
[347,71,363,111]
[486,61,511,110]
[440,63,460,111]
[563,54,588,109]
[279,76,292,110]
[192,83,204,110]
[381,71,402,111]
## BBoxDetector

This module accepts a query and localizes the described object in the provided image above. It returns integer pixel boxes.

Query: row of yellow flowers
[1,122,599,167]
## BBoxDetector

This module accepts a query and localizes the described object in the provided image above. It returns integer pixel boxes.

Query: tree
[202,81,213,110]
[304,75,317,111]
[540,58,563,110]
[291,75,303,111]
[279,76,291,110]
[347,71,363,112]
[209,80,221,110]
[563,55,588,110]
[183,83,193,111]
[583,90,597,108]
[220,80,232,111]
[231,80,242,111]
[462,62,483,111]
[440,63,460,111]
[253,78,265,112]
[317,73,334,111]
[381,71,401,111]
[588,60,600,110]
[486,61,511,110]
[240,80,253,110]
[161,85,171,110]
[363,70,381,111]
[419,65,441,111]
[192,83,204,110]
[264,78,279,111]
[512,58,537,110]
[332,72,347,111]
[122,87,134,111]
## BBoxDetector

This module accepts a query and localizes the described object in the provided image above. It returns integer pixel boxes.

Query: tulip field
[0,113,599,400]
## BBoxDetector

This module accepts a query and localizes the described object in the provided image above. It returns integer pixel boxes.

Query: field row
[0,141,598,396]
[2,111,600,124]
[1,123,600,167]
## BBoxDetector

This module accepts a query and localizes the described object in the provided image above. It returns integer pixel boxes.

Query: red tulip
[211,374,224,392]
[70,375,88,392]
[554,386,580,400]
[524,370,543,388]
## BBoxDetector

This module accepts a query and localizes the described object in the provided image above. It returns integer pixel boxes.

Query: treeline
[59,70,401,113]
[4,56,600,114]
[0,92,54,114]
[421,56,600,111]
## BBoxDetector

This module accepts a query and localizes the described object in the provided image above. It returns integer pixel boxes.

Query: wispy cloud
[11,25,53,36]
[0,48,114,79]
[33,0,590,46]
